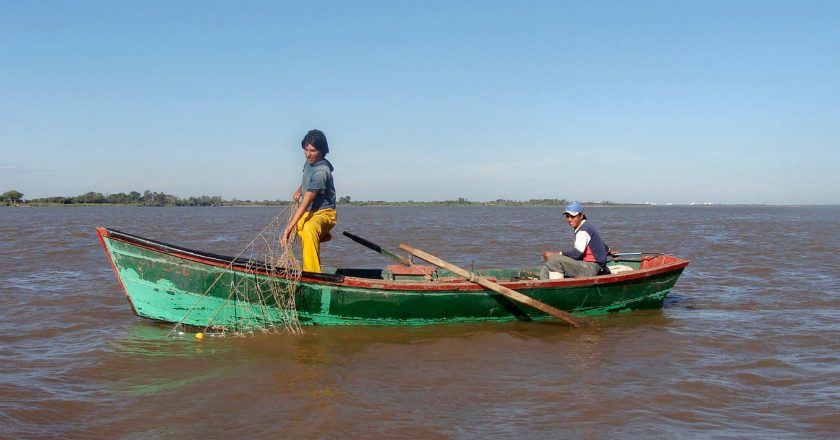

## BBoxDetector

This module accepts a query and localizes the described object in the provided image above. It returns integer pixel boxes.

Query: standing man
[540,201,612,279]
[282,129,336,273]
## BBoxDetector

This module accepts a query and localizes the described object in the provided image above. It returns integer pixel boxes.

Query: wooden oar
[343,231,412,266]
[399,243,592,328]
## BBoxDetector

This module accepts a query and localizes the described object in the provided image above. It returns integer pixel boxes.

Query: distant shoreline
[10,201,646,208]
[3,190,630,207]
[3,190,835,208]
[5,202,834,208]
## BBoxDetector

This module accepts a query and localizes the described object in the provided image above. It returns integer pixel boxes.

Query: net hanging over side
[169,204,304,337]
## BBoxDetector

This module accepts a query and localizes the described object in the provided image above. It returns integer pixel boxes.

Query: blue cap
[563,201,583,216]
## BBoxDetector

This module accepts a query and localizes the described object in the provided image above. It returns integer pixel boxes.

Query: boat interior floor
[328,261,640,282]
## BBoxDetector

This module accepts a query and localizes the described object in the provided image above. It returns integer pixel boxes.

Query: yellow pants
[296,208,336,273]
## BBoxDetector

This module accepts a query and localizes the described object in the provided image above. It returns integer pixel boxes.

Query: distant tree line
[2,189,286,207]
[4,189,630,207]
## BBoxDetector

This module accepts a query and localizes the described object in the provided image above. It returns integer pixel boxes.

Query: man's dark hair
[301,129,329,156]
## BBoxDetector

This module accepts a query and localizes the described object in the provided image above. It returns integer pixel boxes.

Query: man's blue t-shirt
[301,159,336,211]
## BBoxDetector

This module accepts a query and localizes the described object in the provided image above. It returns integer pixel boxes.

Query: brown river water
[1,205,838,438]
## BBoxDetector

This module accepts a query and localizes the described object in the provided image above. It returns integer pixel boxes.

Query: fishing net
[168,204,304,338]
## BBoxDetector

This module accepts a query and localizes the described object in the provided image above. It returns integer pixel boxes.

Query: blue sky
[2,1,838,204]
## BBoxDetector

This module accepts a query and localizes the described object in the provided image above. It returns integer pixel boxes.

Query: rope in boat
[168,204,304,338]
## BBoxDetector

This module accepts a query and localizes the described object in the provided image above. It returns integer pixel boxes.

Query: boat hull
[97,227,689,327]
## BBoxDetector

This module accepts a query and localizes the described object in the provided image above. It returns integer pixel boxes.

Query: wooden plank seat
[387,264,436,279]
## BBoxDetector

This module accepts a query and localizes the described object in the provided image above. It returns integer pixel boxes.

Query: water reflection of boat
[97,227,688,329]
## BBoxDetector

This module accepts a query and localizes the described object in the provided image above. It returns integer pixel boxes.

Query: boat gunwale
[97,227,345,284]
[96,227,689,294]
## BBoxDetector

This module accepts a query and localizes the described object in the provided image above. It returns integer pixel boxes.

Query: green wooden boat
[97,227,689,329]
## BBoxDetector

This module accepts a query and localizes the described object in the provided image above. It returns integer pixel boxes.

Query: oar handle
[343,231,412,266]
[399,243,591,328]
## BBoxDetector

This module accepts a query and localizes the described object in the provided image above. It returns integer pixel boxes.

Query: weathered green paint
[97,227,688,328]
[319,287,332,315]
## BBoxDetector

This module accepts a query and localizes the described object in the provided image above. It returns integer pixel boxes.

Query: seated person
[540,201,614,279]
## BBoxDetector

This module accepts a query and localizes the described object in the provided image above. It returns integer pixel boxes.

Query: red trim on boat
[334,257,688,291]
